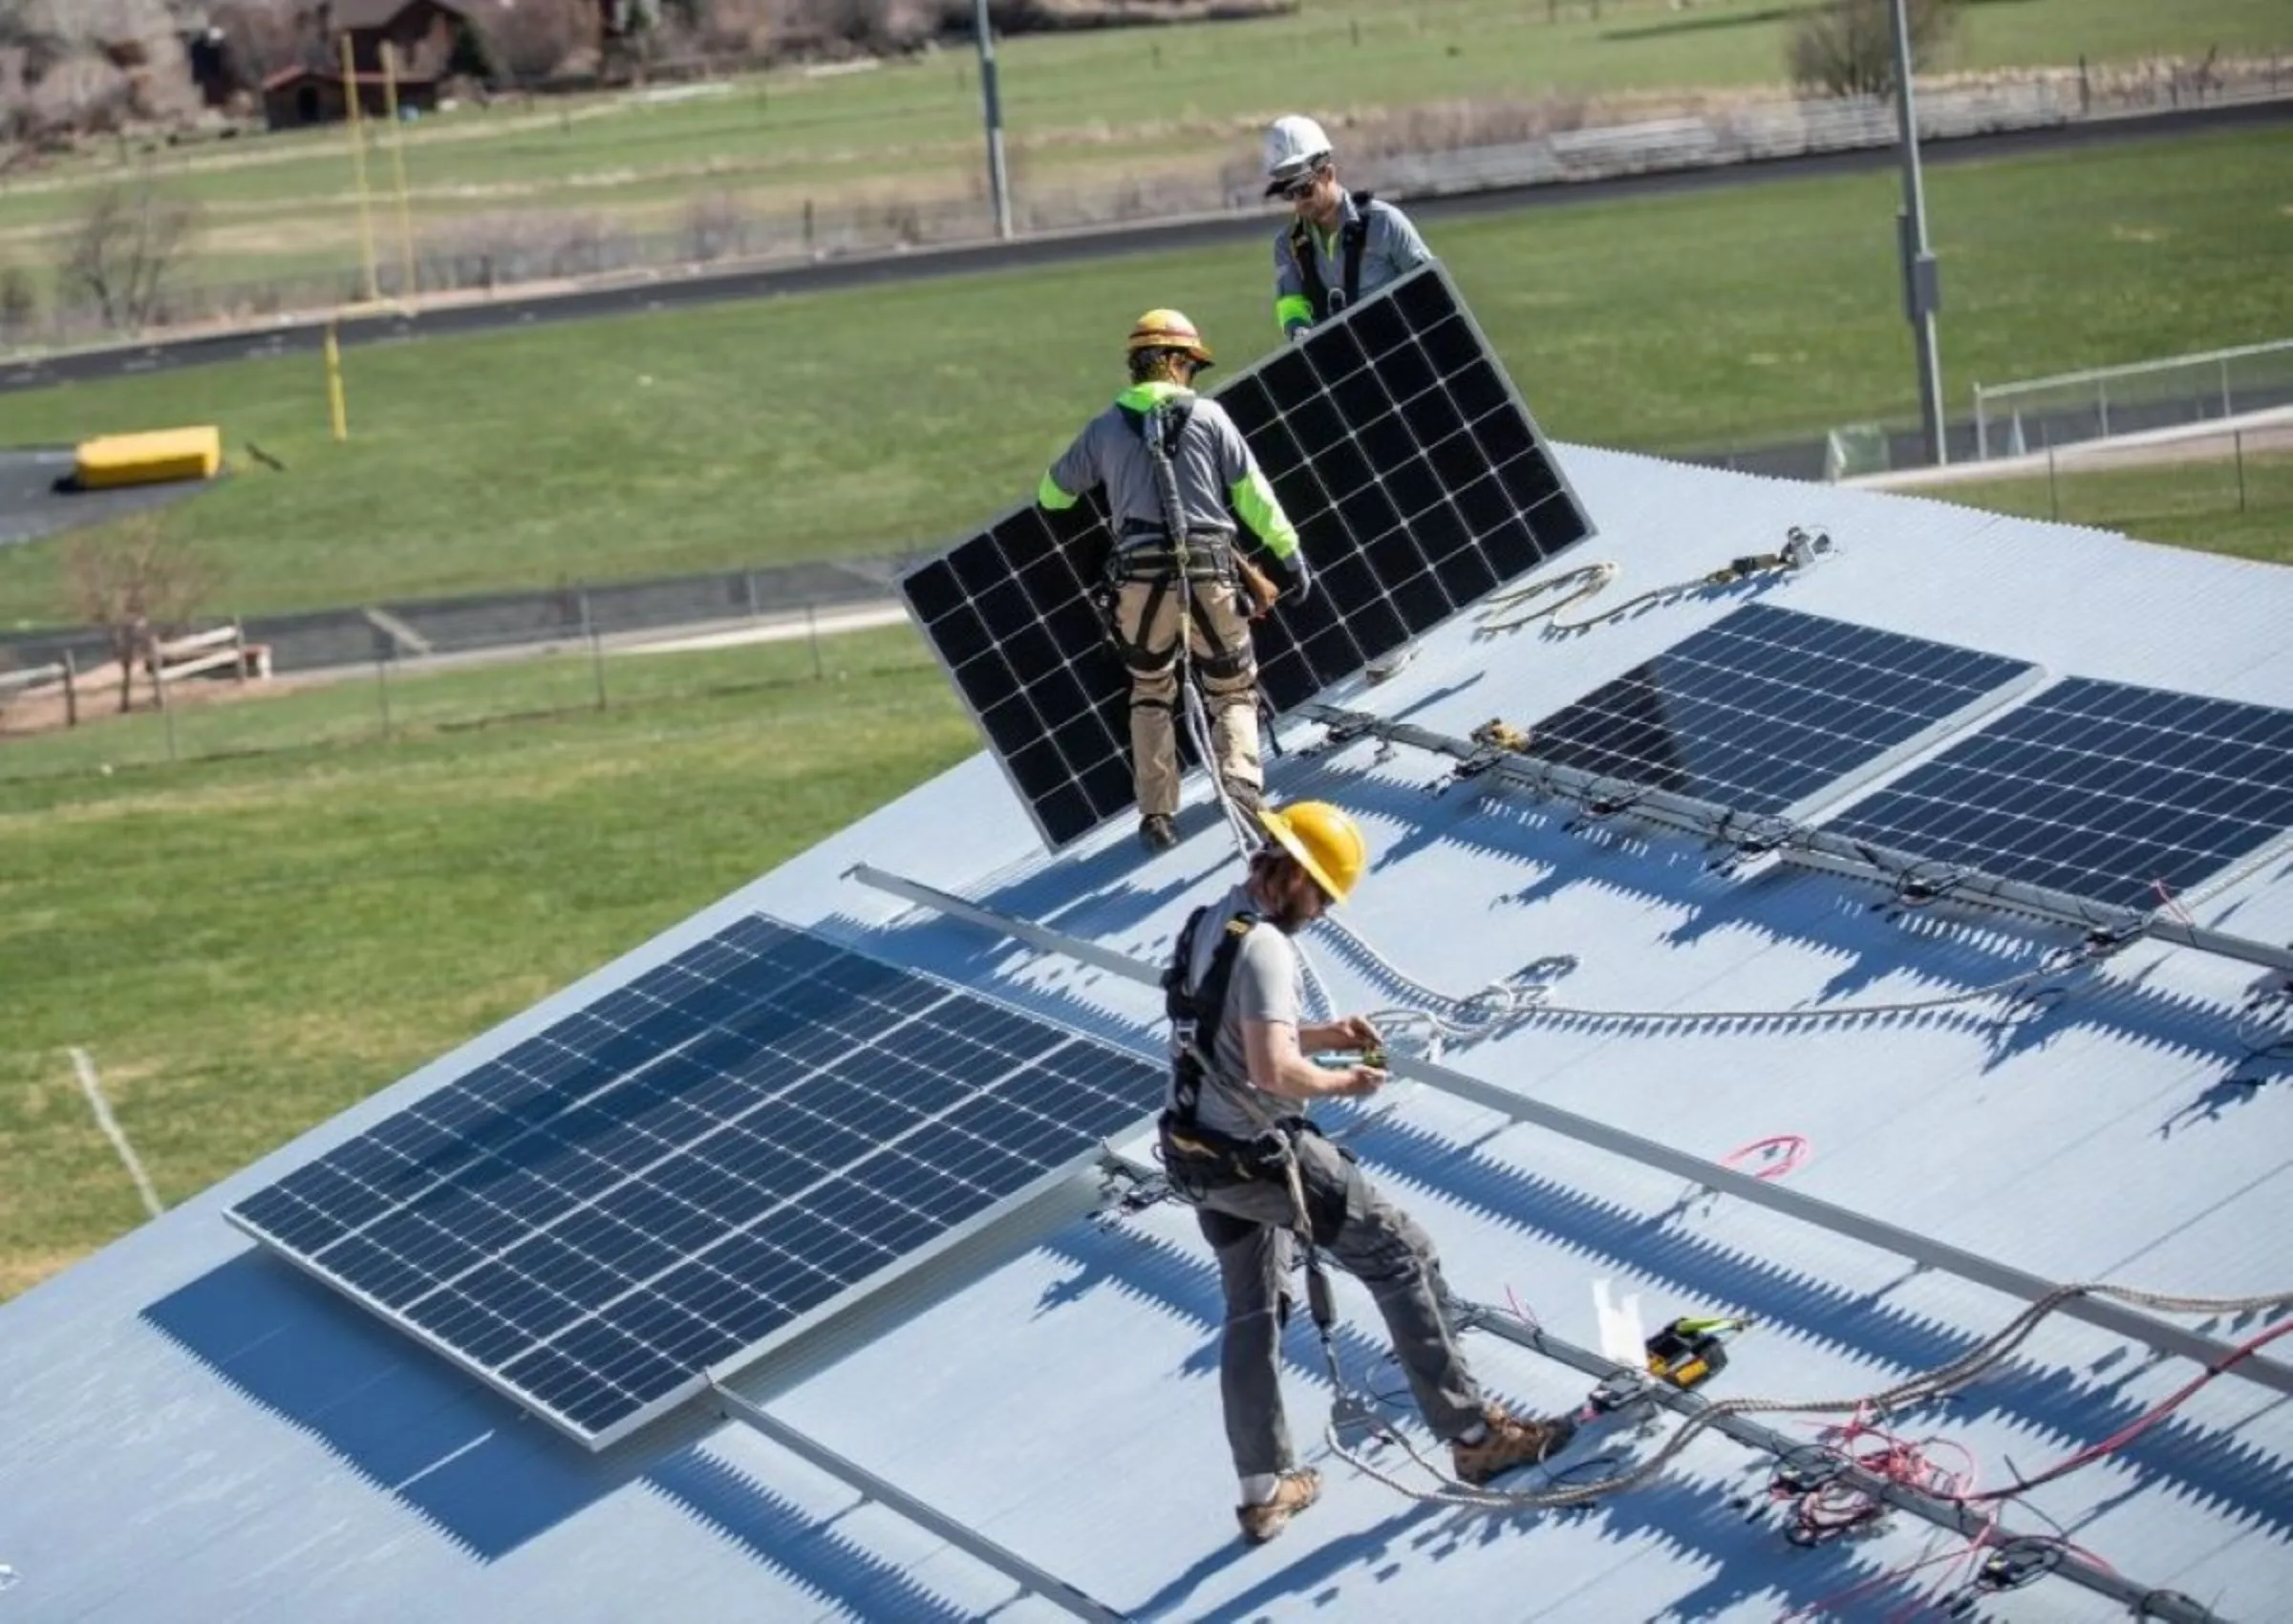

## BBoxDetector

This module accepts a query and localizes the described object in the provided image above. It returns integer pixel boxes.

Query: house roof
[2,443,2289,1620]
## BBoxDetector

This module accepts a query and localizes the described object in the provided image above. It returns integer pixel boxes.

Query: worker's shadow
[139,1247,986,1612]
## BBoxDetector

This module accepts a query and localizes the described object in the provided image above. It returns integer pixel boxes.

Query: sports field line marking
[69,1046,163,1221]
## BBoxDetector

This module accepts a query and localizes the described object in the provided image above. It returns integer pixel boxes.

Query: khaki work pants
[1114,575,1261,819]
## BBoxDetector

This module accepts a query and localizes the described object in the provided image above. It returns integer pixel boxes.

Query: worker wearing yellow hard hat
[1158,801,1579,1544]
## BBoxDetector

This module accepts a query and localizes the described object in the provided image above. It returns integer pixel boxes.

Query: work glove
[1285,322,1312,346]
[1268,551,1314,606]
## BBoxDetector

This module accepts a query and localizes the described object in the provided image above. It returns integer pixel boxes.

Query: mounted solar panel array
[1520,603,2038,818]
[1821,677,2293,912]
[902,264,1595,850]
[229,916,1165,1449]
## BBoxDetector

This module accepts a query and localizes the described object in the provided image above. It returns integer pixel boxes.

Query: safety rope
[1144,399,1264,866]
[1476,528,1833,638]
[1321,1279,2293,1514]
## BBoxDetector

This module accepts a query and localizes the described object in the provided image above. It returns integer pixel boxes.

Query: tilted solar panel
[1522,604,2039,817]
[229,917,1164,1449]
[901,264,1595,850]
[1822,677,2293,912]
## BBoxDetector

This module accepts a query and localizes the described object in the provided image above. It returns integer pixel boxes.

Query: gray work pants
[1189,1129,1485,1479]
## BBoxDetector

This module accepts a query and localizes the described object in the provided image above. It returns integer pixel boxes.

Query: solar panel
[1521,604,2038,817]
[228,917,1163,1449]
[901,264,1595,850]
[1823,677,2293,912]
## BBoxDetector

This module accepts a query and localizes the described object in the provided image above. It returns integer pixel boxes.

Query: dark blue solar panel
[230,917,1163,1446]
[1823,677,2293,911]
[1522,604,2035,816]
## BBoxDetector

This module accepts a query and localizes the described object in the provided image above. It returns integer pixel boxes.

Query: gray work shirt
[1168,884,1305,1140]
[1273,193,1434,334]
[1044,384,1251,535]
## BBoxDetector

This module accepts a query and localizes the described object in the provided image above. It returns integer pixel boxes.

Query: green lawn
[0,0,2282,300]
[0,625,971,1299]
[0,124,2284,631]
[1924,447,2293,564]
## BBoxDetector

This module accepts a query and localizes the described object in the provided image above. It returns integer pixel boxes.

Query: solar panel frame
[1517,604,2044,822]
[227,917,1166,1450]
[1818,676,2293,914]
[900,263,1597,851]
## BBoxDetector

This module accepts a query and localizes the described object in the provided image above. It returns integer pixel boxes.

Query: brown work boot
[1234,1467,1321,1545]
[1451,1406,1577,1485]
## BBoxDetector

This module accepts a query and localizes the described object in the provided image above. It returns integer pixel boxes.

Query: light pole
[1890,0,1946,464]
[973,0,1014,240]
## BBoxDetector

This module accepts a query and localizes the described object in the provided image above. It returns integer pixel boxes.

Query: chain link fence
[1973,340,2293,460]
[14,60,2290,351]
[0,603,929,783]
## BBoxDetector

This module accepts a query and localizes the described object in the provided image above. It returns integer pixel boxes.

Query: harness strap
[1288,190,1375,322]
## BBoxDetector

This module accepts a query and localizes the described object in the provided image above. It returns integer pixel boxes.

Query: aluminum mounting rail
[1299,702,2293,976]
[712,1383,1127,1623]
[844,862,2293,1400]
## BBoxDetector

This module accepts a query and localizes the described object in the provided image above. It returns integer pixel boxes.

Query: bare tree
[61,518,220,715]
[58,171,198,334]
[469,0,597,84]
[1788,0,1961,100]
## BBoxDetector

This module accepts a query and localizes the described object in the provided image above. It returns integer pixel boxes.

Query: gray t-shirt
[1046,386,1256,535]
[1168,884,1303,1139]
[1273,194,1434,335]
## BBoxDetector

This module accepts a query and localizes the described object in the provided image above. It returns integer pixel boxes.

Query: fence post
[2047,443,2060,522]
[1973,383,1988,461]
[743,568,761,620]
[62,649,76,729]
[589,621,608,711]
[806,602,825,680]
[2236,428,2247,513]
[375,653,393,740]
[2097,379,2110,439]
[2221,355,2233,420]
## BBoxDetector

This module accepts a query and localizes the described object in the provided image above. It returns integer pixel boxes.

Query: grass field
[1928,447,2293,563]
[0,125,2284,632]
[0,625,970,1299]
[0,0,2283,297]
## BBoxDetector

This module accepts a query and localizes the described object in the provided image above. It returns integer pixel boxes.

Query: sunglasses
[1278,173,1323,202]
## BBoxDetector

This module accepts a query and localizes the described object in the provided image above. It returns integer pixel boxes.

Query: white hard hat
[1262,114,1334,197]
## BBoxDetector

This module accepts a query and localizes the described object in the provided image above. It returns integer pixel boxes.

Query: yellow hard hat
[1255,801,1368,903]
[1126,308,1213,366]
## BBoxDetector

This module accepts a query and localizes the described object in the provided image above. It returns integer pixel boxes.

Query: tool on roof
[1644,1314,1750,1391]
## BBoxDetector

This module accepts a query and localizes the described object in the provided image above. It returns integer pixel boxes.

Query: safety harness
[1156,905,1349,1246]
[1099,399,1255,692]
[1287,190,1376,321]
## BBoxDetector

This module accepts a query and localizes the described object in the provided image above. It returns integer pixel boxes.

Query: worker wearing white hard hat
[1262,114,1435,343]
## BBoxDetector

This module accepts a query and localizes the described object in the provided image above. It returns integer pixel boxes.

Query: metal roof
[4,444,2289,1622]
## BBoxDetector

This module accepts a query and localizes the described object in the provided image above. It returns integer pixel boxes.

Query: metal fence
[1919,421,2292,533]
[1972,340,2293,460]
[16,60,2291,351]
[0,597,927,783]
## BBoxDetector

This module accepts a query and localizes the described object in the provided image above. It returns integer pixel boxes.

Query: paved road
[4,98,2285,395]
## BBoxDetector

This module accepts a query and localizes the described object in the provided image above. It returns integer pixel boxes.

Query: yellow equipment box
[73,426,224,490]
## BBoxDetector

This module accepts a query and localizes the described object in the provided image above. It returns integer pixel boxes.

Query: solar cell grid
[1522,604,2038,816]
[902,264,1595,850]
[1824,677,2293,911]
[231,916,1167,1447]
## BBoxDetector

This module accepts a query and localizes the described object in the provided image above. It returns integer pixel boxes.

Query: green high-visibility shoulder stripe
[1231,469,1297,559]
[1115,380,1192,412]
[1038,471,1078,509]
[1275,294,1314,335]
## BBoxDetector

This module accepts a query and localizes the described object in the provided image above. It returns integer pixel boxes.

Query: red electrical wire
[1722,1133,1811,1181]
